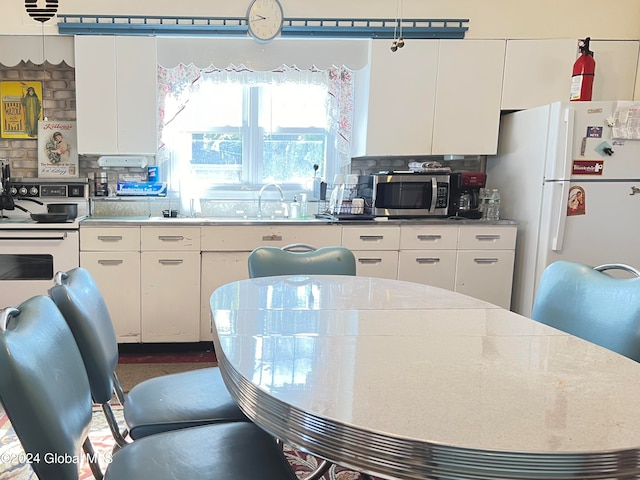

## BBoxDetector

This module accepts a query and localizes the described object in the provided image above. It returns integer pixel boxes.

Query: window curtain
[156,63,355,169]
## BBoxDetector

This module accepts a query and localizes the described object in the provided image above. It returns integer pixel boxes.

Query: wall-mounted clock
[247,0,284,42]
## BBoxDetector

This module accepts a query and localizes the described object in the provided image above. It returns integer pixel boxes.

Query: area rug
[0,404,379,479]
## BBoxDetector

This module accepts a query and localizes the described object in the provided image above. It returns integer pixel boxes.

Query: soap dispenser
[289,195,301,219]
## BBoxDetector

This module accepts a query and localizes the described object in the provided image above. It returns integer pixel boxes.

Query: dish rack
[316,183,374,220]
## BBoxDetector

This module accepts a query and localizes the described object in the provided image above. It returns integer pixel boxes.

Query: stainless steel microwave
[372,173,450,217]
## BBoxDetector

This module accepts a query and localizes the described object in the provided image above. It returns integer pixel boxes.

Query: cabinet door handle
[416,257,440,264]
[97,259,124,266]
[475,234,500,241]
[359,235,384,241]
[262,235,283,242]
[474,257,499,264]
[417,234,442,241]
[158,235,185,242]
[358,258,382,264]
[159,259,184,265]
[97,235,123,242]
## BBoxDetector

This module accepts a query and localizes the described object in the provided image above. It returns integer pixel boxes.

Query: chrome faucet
[258,183,287,219]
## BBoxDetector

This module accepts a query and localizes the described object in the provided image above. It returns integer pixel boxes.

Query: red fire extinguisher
[570,37,595,101]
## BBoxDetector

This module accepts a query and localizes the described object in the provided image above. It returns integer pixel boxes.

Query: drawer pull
[158,235,185,242]
[262,235,283,242]
[358,258,382,264]
[416,257,440,264]
[359,235,384,241]
[475,234,500,241]
[159,259,184,265]
[97,259,124,266]
[474,257,499,264]
[417,234,442,241]
[97,235,123,242]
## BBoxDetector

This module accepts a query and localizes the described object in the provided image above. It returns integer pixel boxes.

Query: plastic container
[479,188,489,219]
[147,165,159,182]
[299,193,308,219]
[289,196,301,219]
[485,188,501,221]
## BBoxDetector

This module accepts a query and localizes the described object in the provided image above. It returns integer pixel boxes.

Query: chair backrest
[49,267,118,405]
[248,245,356,278]
[0,296,94,480]
[531,261,640,363]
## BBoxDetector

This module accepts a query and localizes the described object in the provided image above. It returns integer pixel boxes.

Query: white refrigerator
[486,100,640,316]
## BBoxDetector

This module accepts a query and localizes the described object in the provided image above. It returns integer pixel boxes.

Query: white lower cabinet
[397,225,458,290]
[80,227,141,343]
[81,221,517,342]
[200,225,342,340]
[200,251,250,340]
[140,227,201,342]
[342,226,400,279]
[455,226,516,309]
[455,250,515,309]
[397,224,516,308]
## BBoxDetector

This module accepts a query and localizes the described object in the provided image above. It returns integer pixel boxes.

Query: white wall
[3,0,640,40]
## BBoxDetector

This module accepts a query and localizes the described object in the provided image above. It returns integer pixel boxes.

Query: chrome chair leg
[276,439,332,480]
[83,437,104,480]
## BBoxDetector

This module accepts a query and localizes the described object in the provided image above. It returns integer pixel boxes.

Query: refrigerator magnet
[567,186,586,216]
[587,126,603,138]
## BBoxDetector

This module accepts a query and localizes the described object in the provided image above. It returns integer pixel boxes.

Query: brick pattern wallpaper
[0,61,99,181]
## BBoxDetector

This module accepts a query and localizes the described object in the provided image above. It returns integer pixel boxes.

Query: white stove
[0,179,88,229]
[0,179,88,309]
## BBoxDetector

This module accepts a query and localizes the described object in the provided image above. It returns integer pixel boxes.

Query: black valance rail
[57,15,469,39]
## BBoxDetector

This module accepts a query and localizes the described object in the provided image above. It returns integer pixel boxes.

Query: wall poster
[0,81,43,139]
[37,120,79,178]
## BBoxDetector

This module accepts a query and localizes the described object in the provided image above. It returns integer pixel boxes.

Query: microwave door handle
[430,177,437,214]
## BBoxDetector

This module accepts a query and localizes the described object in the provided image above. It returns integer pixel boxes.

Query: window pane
[260,84,327,129]
[191,133,243,184]
[263,133,326,183]
[192,84,244,128]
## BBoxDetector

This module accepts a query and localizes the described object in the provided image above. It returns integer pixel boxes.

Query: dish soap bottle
[289,195,301,219]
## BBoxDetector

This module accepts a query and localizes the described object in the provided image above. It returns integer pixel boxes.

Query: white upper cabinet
[502,39,640,111]
[75,36,158,155]
[432,40,506,155]
[365,40,439,156]
[501,39,577,111]
[364,39,505,156]
[589,40,639,101]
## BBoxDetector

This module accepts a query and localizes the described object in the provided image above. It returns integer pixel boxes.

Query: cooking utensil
[47,203,78,219]
[30,213,70,223]
[13,204,69,223]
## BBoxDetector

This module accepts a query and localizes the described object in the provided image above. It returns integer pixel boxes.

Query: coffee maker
[448,172,486,219]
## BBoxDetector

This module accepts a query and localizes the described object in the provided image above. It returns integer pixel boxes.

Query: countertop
[79,216,517,227]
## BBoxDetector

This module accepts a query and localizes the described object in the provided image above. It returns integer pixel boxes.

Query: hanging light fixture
[390,0,405,52]
[24,0,58,23]
[24,1,59,121]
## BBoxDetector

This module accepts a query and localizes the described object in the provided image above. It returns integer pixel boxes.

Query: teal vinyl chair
[531,261,640,363]
[247,243,370,480]
[0,296,297,480]
[248,244,357,278]
[49,267,247,445]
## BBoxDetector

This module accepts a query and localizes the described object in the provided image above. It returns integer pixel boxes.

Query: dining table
[209,274,640,480]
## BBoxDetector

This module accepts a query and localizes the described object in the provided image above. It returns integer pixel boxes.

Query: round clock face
[247,0,284,42]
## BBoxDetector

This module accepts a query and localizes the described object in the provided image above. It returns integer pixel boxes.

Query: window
[157,64,354,198]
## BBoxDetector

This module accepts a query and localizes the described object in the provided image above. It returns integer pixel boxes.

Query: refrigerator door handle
[561,107,575,179]
[551,181,569,251]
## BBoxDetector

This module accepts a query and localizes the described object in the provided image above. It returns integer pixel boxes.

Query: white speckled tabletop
[210,275,640,480]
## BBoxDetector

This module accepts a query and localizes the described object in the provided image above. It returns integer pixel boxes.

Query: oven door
[373,174,450,217]
[0,230,79,308]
